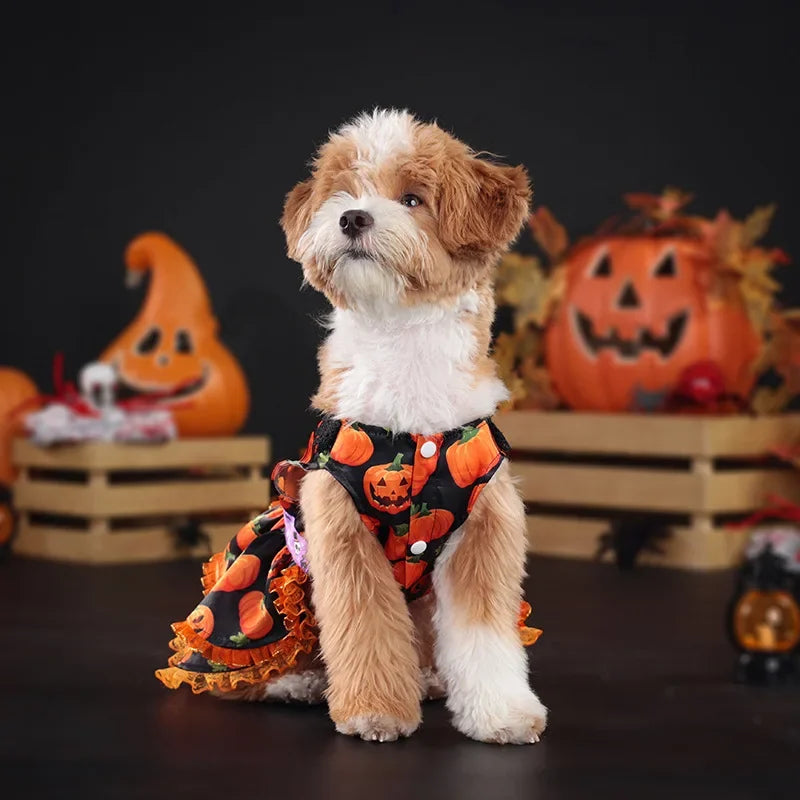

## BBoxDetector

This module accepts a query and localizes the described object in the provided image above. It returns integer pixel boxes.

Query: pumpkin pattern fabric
[155,416,542,695]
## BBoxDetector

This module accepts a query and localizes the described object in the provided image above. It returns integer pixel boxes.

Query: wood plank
[13,521,241,564]
[513,462,703,512]
[704,415,800,456]
[14,478,270,516]
[12,436,270,471]
[496,411,800,458]
[525,515,750,570]
[705,470,800,512]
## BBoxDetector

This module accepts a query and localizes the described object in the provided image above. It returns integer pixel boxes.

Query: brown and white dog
[272,109,547,744]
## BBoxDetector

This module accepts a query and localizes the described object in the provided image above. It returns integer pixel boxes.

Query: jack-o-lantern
[364,453,413,514]
[101,233,249,436]
[0,367,39,485]
[546,237,761,411]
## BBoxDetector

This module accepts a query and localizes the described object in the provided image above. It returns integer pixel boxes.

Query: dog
[156,108,547,745]
[278,109,546,743]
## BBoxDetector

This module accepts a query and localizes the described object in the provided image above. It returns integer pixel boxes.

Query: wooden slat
[705,415,800,456]
[525,515,749,570]
[14,478,269,517]
[13,521,240,564]
[513,462,703,512]
[496,411,800,458]
[705,470,800,512]
[12,436,270,471]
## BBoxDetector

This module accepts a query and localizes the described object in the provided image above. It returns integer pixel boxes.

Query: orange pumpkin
[385,523,409,561]
[359,513,381,535]
[186,604,215,639]
[412,433,443,495]
[238,590,274,639]
[0,499,15,547]
[363,453,413,514]
[100,233,249,436]
[235,522,258,551]
[392,558,426,589]
[467,483,486,513]
[331,423,374,466]
[545,237,761,411]
[214,554,261,592]
[733,589,800,653]
[445,423,501,489]
[0,367,39,485]
[409,503,454,542]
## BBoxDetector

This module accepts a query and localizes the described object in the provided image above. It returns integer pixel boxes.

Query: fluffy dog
[156,108,547,745]
[278,109,547,744]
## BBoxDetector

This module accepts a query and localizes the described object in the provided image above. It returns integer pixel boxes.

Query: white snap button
[420,440,437,459]
[410,540,427,555]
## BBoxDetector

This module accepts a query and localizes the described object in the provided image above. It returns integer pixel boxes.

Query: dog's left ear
[438,159,531,260]
[281,178,314,262]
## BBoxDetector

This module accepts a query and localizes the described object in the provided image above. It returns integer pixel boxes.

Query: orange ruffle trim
[154,563,318,695]
[518,601,543,647]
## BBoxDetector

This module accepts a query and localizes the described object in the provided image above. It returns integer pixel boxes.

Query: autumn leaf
[624,188,693,220]
[529,207,568,262]
[740,205,776,249]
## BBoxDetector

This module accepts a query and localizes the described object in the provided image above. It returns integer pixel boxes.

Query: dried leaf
[740,205,776,249]
[529,207,568,262]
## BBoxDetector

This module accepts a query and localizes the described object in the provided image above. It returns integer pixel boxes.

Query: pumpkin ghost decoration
[540,193,768,412]
[101,233,249,436]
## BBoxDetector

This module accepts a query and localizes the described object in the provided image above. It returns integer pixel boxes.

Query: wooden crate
[495,411,800,570]
[11,436,270,564]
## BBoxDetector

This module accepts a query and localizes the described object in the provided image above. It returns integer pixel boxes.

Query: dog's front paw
[335,714,420,742]
[453,691,548,745]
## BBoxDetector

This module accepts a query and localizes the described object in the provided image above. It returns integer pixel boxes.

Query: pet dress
[155,417,541,694]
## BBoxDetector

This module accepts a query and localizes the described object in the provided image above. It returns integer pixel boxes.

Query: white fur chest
[323,293,509,434]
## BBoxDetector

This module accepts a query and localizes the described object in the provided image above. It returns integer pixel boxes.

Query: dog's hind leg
[300,469,422,741]
[432,461,547,744]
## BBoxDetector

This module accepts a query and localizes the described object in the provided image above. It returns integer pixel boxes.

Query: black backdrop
[1,0,797,458]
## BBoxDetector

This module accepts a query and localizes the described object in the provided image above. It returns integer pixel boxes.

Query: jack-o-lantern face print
[100,233,250,436]
[545,236,761,411]
[364,454,413,514]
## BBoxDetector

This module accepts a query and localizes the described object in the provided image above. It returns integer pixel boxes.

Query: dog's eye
[400,194,422,208]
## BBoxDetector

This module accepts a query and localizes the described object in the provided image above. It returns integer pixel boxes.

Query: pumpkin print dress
[155,417,541,694]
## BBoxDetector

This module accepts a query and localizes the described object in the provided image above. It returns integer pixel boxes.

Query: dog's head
[281,109,531,311]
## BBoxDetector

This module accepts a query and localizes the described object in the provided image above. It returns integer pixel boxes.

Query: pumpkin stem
[412,502,431,518]
[388,453,405,471]
[394,523,409,537]
[459,425,480,444]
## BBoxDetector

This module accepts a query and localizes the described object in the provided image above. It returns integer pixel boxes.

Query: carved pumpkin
[101,233,249,436]
[445,422,501,489]
[733,589,800,653]
[238,590,274,639]
[363,453,413,514]
[330,423,374,466]
[545,237,761,411]
[0,367,39,485]
[186,604,215,639]
[214,554,261,592]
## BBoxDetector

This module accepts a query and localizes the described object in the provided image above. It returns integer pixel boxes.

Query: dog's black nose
[339,209,374,237]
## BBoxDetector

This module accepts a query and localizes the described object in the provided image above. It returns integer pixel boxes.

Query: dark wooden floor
[1,555,798,800]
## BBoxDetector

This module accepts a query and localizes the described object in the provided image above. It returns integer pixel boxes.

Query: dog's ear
[437,158,531,260]
[281,179,314,261]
